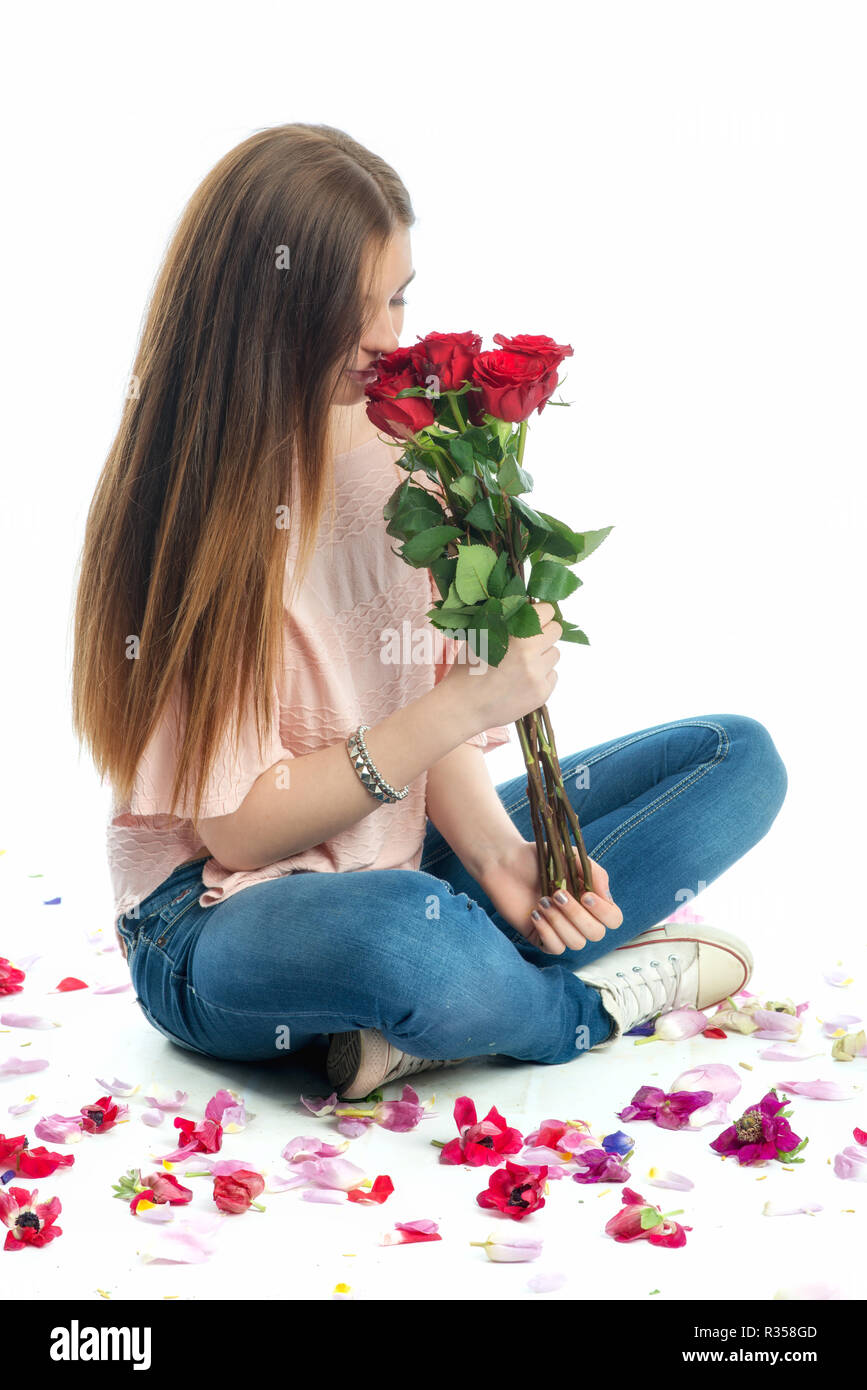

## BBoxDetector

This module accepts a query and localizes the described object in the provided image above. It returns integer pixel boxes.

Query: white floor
[2,833,864,1304]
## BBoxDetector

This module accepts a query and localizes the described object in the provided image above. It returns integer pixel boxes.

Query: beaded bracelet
[346,725,409,803]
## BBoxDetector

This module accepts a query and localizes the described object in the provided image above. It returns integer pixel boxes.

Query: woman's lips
[347,367,379,383]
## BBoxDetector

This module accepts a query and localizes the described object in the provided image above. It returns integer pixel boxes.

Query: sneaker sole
[613,923,753,1003]
[326,1030,393,1100]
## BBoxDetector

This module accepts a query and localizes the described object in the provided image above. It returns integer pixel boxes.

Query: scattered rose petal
[820,1015,862,1037]
[470,1232,543,1262]
[527,1271,568,1293]
[854,1128,867,1147]
[95,1077,140,1098]
[302,1189,348,1204]
[823,966,854,988]
[8,1098,39,1116]
[33,1114,84,1144]
[43,898,62,906]
[0,1059,49,1076]
[141,1111,165,1127]
[635,1007,709,1044]
[300,1092,338,1116]
[53,978,87,993]
[777,1079,862,1101]
[646,1168,694,1191]
[282,1136,349,1163]
[92,983,133,995]
[757,1045,824,1063]
[833,1146,867,1181]
[762,1201,823,1217]
[139,1215,223,1263]
[143,1088,188,1112]
[0,1013,57,1030]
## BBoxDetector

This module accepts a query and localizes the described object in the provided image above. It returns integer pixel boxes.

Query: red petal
[55,978,88,992]
[702,1028,728,1039]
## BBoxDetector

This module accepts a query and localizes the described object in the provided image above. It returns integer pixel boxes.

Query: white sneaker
[574,921,753,1046]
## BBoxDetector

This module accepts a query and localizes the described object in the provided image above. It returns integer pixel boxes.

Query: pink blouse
[107,433,511,928]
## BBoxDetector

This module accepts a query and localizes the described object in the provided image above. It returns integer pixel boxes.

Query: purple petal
[396,1219,439,1235]
[820,1015,861,1037]
[336,1118,372,1138]
[92,982,133,994]
[33,1113,84,1143]
[823,966,855,987]
[833,1147,867,1181]
[302,1189,348,1204]
[141,1110,165,1127]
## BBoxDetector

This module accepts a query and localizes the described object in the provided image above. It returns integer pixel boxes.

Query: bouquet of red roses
[365,331,612,899]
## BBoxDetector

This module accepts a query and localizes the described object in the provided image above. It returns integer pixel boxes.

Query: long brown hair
[71,123,415,824]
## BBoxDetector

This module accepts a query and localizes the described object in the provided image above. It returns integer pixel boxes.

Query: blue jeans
[115,713,787,1069]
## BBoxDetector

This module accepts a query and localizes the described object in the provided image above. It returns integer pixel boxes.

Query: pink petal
[758,1045,824,1062]
[336,1118,371,1138]
[527,1271,568,1293]
[0,1012,57,1029]
[396,1219,439,1235]
[820,1015,862,1037]
[140,1216,222,1263]
[646,1168,694,1191]
[282,1136,348,1163]
[687,1098,732,1129]
[134,1204,176,1223]
[670,1063,742,1103]
[300,1092,338,1116]
[302,1189,348,1204]
[751,1010,802,1040]
[141,1110,165,1127]
[34,1113,84,1142]
[663,905,706,925]
[143,1089,189,1111]
[833,1146,867,1181]
[823,966,854,987]
[7,1099,38,1116]
[95,1076,139,1097]
[91,982,133,994]
[0,1057,49,1076]
[205,1089,248,1130]
[777,1078,862,1100]
[649,1007,709,1041]
[762,1201,823,1216]
[13,953,41,970]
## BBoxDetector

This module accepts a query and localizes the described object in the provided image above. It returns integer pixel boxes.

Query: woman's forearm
[424,741,525,882]
[194,680,485,872]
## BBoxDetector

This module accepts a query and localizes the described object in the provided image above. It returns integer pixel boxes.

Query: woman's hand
[475,840,623,954]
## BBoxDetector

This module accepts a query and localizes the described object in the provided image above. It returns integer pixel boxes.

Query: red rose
[492,333,573,370]
[79,1096,122,1135]
[364,345,435,440]
[0,957,26,996]
[213,1168,265,1214]
[408,330,481,393]
[468,350,562,425]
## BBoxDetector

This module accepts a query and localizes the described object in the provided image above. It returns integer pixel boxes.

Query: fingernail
[540,896,552,909]
[554,890,568,905]
[530,909,541,922]
[605,890,614,902]
[582,892,595,905]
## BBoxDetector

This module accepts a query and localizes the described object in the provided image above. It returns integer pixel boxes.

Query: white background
[3,1,864,935]
[0,0,865,1309]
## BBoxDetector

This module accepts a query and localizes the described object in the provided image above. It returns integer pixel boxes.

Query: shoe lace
[609,954,684,1025]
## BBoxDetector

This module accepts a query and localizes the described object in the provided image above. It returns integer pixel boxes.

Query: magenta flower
[617,1085,713,1130]
[710,1088,808,1166]
[437,1097,524,1166]
[571,1148,631,1184]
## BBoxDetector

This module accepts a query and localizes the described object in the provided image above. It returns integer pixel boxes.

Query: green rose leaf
[463,497,497,532]
[400,524,463,567]
[498,455,535,496]
[454,544,498,603]
[527,560,582,601]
